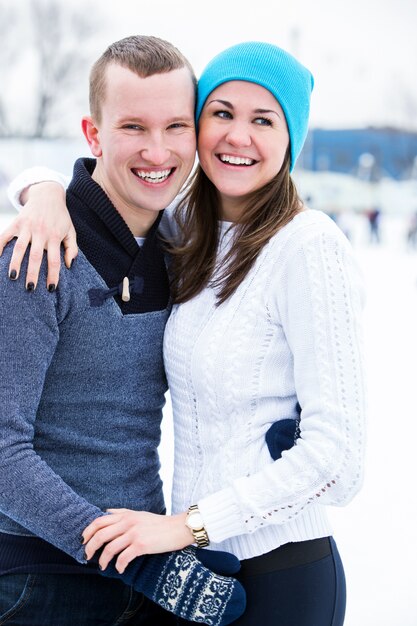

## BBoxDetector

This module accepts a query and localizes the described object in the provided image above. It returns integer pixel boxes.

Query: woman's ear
[81,116,102,157]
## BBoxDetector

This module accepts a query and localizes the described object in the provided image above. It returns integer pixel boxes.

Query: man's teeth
[135,169,171,183]
[219,155,255,166]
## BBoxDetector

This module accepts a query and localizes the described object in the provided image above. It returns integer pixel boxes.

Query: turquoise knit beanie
[196,41,314,172]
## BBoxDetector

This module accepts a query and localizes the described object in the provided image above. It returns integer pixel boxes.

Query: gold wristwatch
[185,504,210,548]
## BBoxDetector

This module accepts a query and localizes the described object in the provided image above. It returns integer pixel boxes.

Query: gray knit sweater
[0,244,168,564]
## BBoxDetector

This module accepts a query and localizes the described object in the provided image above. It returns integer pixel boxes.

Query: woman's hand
[82,509,193,573]
[0,182,78,289]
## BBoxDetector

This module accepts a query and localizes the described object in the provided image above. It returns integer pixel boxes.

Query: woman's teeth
[219,155,255,166]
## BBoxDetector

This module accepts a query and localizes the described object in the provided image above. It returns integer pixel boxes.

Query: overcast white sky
[93,0,416,130]
[2,0,416,134]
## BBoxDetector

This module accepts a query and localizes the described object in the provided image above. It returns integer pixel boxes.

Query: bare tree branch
[0,0,102,137]
[29,0,96,137]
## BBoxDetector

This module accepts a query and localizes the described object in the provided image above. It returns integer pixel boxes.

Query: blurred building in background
[300,127,417,180]
[293,127,417,219]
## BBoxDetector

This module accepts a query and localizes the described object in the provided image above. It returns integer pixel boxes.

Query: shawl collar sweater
[67,158,170,314]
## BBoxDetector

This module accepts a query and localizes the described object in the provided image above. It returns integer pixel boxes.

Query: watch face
[188,512,204,530]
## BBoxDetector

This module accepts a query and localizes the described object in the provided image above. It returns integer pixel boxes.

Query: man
[0,36,245,626]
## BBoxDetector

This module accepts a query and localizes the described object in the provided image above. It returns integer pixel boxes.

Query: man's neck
[91,167,159,237]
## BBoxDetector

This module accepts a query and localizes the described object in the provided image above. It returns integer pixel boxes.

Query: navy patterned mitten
[265,408,301,461]
[101,545,246,625]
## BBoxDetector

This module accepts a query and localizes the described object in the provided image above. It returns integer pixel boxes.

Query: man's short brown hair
[89,35,196,122]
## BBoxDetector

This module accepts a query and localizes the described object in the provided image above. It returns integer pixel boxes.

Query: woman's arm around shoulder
[0,167,76,289]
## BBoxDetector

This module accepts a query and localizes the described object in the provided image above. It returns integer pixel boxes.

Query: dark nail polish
[48,284,56,293]
[70,258,76,268]
[9,269,17,280]
[26,282,35,292]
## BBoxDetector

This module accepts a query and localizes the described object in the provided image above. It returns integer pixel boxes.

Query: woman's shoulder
[270,208,351,254]
[282,208,344,237]
[266,209,366,308]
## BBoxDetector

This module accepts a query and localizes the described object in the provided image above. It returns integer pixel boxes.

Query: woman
[3,42,366,625]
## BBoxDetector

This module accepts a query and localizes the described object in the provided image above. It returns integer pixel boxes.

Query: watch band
[186,504,210,548]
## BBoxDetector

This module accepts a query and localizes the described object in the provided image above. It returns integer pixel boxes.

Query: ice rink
[1,210,416,625]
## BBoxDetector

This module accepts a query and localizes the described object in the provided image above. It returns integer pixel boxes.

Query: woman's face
[197,80,290,221]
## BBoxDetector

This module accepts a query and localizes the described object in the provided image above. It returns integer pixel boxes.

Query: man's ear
[82,116,102,157]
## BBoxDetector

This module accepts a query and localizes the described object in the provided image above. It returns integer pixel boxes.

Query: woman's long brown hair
[169,150,303,306]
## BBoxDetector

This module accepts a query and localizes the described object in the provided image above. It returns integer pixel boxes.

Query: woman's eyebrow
[207,99,233,109]
[255,108,281,119]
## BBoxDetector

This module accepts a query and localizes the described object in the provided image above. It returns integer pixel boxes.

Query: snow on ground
[326,215,417,626]
[1,210,416,625]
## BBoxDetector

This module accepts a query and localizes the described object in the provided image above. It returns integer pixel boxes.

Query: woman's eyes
[253,116,273,127]
[214,110,233,120]
[213,111,273,126]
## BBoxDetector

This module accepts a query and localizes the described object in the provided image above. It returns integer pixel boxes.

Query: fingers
[1,225,78,290]
[1,182,78,287]
[7,231,31,282]
[99,537,138,573]
[25,238,48,290]
[83,510,147,572]
[63,226,78,270]
[45,238,64,290]
[18,228,79,290]
[0,224,17,257]
[98,534,147,573]
[82,513,121,546]
[114,545,141,574]
[85,522,125,561]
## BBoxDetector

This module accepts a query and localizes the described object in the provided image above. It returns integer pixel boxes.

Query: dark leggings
[141,536,346,626]
[231,537,346,626]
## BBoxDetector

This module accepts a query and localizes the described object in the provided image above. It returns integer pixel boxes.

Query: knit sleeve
[7,167,70,210]
[197,225,366,543]
[0,244,104,562]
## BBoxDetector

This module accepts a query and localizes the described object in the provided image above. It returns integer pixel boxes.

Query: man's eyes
[122,123,191,131]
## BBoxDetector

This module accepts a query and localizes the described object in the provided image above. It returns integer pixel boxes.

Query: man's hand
[0,182,78,290]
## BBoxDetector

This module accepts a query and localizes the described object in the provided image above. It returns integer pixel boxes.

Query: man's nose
[140,135,170,165]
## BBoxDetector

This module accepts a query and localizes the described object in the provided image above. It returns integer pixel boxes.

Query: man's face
[85,64,196,230]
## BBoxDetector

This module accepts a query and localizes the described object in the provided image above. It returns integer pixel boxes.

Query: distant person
[2,41,366,626]
[367,207,381,243]
[406,211,417,249]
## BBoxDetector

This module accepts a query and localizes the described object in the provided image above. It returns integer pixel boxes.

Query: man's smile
[131,167,175,184]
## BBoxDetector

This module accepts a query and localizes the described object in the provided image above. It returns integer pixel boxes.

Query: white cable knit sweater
[164,209,366,560]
